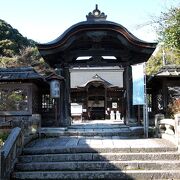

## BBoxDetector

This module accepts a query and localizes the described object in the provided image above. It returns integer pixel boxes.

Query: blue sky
[1,0,179,43]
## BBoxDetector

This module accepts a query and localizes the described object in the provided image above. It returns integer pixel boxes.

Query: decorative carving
[86,31,107,42]
[86,4,107,21]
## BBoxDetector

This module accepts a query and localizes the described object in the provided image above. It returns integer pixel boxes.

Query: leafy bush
[0,132,9,147]
[167,98,180,117]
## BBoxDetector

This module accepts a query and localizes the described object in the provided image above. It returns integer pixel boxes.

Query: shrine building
[37,5,157,126]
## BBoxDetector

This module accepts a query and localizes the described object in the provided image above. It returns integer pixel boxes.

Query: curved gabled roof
[38,20,156,51]
[77,74,117,88]
[37,5,157,67]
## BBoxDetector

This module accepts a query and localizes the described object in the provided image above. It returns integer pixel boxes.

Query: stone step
[19,152,180,163]
[12,135,179,179]
[39,124,145,138]
[40,128,66,136]
[23,146,177,155]
[11,170,180,179]
[69,124,129,129]
[39,128,134,137]
[15,160,180,171]
[64,130,132,137]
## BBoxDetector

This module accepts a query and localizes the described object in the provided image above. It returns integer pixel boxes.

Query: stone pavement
[28,120,177,151]
[26,136,177,151]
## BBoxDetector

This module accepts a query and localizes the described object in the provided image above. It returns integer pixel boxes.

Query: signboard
[71,103,83,115]
[132,64,145,105]
[50,80,60,98]
[112,102,117,108]
[88,100,104,107]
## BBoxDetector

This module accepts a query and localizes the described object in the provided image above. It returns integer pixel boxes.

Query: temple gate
[37,5,157,127]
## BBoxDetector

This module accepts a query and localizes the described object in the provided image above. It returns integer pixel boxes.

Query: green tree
[158,7,180,49]
[0,39,16,57]
[146,50,163,75]
[16,46,53,75]
[0,19,53,75]
[146,6,180,75]
[16,46,41,66]
[0,19,35,57]
[0,56,16,68]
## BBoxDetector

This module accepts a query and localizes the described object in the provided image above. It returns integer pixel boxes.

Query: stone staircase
[12,145,180,179]
[39,123,144,137]
[11,122,180,179]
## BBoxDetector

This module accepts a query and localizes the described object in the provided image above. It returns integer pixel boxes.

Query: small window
[76,56,92,61]
[0,88,28,111]
[102,56,117,60]
[42,94,54,110]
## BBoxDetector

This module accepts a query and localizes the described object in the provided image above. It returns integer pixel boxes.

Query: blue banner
[132,64,145,105]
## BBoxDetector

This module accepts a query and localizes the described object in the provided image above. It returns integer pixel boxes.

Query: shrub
[168,98,180,117]
[0,132,9,147]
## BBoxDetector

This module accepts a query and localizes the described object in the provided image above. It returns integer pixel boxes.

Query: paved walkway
[27,136,177,150]
[27,120,177,151]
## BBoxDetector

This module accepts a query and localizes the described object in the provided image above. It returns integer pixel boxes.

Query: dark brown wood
[147,65,180,118]
[125,66,130,124]
[36,6,157,126]
[137,105,141,125]
[59,67,71,126]
[65,67,71,126]
[105,87,107,119]
[37,20,157,68]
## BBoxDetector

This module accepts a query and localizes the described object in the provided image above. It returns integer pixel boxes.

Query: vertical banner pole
[132,63,148,138]
[143,63,149,138]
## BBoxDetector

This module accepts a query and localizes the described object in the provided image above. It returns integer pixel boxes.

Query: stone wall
[0,114,41,144]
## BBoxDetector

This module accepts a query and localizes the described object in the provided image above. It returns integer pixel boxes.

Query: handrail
[0,127,23,180]
[0,114,41,180]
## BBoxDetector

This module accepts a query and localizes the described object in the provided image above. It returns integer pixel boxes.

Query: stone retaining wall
[0,114,41,145]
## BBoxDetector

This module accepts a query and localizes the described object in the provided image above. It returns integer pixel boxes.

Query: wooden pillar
[56,67,71,127]
[58,79,64,126]
[62,67,71,126]
[151,89,156,114]
[55,69,65,127]
[125,66,132,125]
[162,79,168,115]
[105,87,107,120]
[86,87,89,120]
[137,105,141,125]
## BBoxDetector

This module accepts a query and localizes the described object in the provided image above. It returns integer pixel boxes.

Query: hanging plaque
[50,80,60,98]
[112,102,117,108]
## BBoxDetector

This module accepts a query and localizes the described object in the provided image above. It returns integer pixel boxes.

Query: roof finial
[86,4,107,21]
[95,4,98,10]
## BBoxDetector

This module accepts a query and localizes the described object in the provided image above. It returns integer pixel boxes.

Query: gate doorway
[87,84,105,120]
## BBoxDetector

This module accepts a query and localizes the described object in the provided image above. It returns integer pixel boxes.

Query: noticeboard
[71,103,83,114]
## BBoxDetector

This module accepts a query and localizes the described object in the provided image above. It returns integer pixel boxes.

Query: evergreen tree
[0,19,52,74]
[0,19,35,57]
